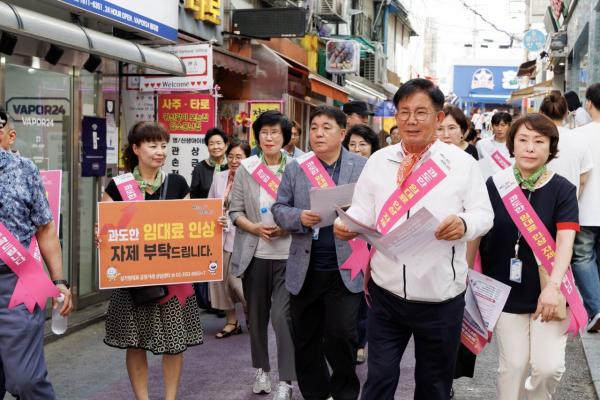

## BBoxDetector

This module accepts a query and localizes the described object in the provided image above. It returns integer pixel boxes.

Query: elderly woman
[101,122,203,400]
[343,124,380,158]
[190,128,229,199]
[476,114,579,399]
[208,140,252,338]
[437,105,478,159]
[229,111,296,400]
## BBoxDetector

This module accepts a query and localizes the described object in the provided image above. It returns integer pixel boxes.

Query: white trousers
[495,312,568,400]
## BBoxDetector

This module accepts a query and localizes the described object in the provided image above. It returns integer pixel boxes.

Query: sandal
[215,322,242,339]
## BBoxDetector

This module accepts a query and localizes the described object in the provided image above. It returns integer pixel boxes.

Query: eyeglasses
[396,110,436,122]
[259,130,282,138]
[227,155,244,161]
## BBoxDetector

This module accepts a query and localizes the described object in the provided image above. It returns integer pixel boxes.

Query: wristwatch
[52,279,70,289]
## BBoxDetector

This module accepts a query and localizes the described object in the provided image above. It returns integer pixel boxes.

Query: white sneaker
[587,312,600,332]
[272,382,292,400]
[253,368,272,394]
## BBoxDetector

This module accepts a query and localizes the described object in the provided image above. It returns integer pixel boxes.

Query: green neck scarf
[207,156,228,173]
[133,166,162,193]
[260,151,287,175]
[514,165,547,192]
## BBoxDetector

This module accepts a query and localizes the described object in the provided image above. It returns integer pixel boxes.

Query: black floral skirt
[104,289,204,355]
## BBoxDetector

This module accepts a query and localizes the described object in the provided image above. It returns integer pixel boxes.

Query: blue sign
[81,116,107,177]
[57,0,178,42]
[453,65,519,105]
[523,29,546,52]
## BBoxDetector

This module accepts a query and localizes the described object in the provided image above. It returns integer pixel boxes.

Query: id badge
[312,227,320,241]
[509,258,522,283]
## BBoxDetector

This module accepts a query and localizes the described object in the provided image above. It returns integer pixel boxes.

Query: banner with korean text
[97,199,223,289]
[248,100,284,149]
[158,93,215,184]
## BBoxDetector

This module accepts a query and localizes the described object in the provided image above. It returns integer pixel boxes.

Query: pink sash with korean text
[0,224,59,313]
[493,168,588,335]
[297,152,368,279]
[241,156,281,200]
[363,153,449,298]
[489,150,511,170]
[113,173,194,307]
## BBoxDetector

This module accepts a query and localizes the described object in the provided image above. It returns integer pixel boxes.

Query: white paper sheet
[335,206,382,245]
[372,207,446,278]
[467,269,512,332]
[310,183,356,228]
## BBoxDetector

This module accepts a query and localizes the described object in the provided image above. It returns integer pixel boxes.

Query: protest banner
[97,199,223,289]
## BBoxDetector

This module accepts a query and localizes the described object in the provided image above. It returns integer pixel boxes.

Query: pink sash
[113,173,194,307]
[297,152,368,279]
[493,169,588,334]
[490,149,511,170]
[0,224,59,313]
[241,156,281,200]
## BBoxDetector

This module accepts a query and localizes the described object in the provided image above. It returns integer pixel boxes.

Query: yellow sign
[382,117,396,134]
[247,101,284,149]
[184,0,221,25]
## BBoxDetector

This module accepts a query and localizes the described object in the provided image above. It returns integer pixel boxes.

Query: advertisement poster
[98,199,223,289]
[158,93,215,184]
[248,100,284,149]
[81,116,107,177]
[325,39,360,74]
[158,93,215,134]
[140,44,213,92]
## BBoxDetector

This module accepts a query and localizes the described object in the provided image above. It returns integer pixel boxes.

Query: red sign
[158,93,215,134]
[550,0,563,19]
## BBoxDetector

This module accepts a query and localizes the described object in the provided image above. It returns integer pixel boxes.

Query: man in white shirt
[334,79,494,399]
[476,111,512,160]
[571,83,600,332]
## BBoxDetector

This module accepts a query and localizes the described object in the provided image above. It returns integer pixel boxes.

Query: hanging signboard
[140,44,213,92]
[325,39,360,74]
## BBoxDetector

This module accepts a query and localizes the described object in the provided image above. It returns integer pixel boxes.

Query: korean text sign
[158,93,215,134]
[98,199,223,289]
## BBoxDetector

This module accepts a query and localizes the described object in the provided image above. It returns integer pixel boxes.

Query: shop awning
[0,1,186,75]
[345,76,388,102]
[517,60,537,77]
[309,73,349,103]
[509,80,554,102]
[213,46,257,77]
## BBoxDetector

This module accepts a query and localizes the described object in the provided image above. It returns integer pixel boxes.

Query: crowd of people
[1,78,600,400]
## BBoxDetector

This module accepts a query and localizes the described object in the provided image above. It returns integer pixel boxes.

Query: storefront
[0,2,184,311]
[564,0,600,97]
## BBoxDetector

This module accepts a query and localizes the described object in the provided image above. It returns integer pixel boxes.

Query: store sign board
[325,40,360,74]
[140,44,213,92]
[7,97,70,127]
[523,29,546,52]
[454,65,519,100]
[55,0,178,41]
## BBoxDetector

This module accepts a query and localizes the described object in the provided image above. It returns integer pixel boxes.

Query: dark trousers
[357,297,368,348]
[0,274,56,400]
[361,281,465,400]
[290,269,362,400]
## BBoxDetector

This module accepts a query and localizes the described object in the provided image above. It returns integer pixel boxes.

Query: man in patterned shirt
[0,110,73,399]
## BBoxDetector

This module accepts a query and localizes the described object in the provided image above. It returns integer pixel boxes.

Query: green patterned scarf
[514,164,547,192]
[207,156,228,173]
[132,166,162,193]
[260,151,287,174]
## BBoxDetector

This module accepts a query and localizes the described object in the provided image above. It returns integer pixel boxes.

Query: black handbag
[128,174,170,306]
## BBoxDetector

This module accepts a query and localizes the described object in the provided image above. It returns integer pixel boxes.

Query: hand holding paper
[309,183,356,228]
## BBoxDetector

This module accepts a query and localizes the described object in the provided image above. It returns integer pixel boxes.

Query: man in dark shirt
[272,106,367,400]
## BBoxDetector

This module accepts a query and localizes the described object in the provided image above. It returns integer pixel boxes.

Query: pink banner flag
[242,156,281,200]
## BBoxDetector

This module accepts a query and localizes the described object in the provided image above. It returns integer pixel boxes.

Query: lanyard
[514,191,533,258]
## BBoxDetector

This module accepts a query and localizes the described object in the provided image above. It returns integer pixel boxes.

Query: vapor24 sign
[98,199,223,289]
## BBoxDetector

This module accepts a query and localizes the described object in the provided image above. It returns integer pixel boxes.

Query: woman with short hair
[437,105,479,159]
[190,128,229,199]
[477,113,580,399]
[101,122,203,400]
[343,124,380,157]
[229,110,296,400]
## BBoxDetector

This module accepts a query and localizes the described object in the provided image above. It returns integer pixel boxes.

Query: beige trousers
[495,312,568,400]
[209,251,245,311]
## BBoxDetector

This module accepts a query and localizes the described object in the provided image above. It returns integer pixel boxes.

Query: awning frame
[0,1,186,76]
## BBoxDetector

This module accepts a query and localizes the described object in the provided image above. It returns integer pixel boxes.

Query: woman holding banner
[208,140,251,338]
[477,114,585,400]
[229,111,296,400]
[101,122,203,400]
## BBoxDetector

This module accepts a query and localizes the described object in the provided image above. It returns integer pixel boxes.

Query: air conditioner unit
[361,52,376,82]
[317,0,346,23]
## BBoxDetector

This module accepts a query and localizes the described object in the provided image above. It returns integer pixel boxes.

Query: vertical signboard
[158,93,216,184]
